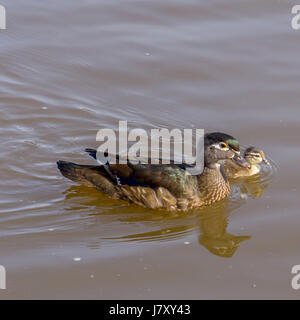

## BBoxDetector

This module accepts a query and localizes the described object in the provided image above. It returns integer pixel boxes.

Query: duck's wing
[85,148,98,160]
[84,148,197,198]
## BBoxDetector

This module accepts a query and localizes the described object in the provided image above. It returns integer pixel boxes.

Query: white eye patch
[212,142,229,151]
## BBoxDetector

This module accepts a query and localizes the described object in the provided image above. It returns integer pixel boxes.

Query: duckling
[223,146,270,179]
[57,132,250,211]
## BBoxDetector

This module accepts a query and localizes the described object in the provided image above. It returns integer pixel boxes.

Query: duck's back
[58,160,202,210]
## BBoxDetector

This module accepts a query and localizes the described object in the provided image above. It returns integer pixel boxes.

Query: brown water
[0,0,300,299]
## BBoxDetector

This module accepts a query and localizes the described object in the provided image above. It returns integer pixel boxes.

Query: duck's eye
[213,142,230,151]
[219,142,229,150]
[250,154,261,159]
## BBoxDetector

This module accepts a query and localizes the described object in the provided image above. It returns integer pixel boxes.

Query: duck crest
[226,138,240,152]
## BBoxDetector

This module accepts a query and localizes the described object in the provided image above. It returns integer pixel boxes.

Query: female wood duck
[223,146,270,179]
[57,132,250,211]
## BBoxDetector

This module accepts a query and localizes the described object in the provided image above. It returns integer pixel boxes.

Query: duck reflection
[61,171,270,258]
[198,210,251,258]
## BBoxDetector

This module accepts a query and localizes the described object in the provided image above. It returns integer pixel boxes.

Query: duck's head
[204,132,250,168]
[244,147,270,166]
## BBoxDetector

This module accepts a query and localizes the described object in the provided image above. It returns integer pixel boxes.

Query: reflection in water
[198,210,251,258]
[62,165,272,258]
[232,173,271,200]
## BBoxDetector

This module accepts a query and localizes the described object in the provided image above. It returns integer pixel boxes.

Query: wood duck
[223,147,270,179]
[57,132,250,211]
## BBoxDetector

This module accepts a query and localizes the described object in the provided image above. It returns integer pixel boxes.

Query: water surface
[0,0,300,299]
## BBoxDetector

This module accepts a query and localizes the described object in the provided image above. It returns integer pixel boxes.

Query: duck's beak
[263,158,271,166]
[233,153,251,169]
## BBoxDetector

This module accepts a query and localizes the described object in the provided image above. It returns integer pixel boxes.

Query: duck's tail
[57,161,118,197]
[57,161,87,183]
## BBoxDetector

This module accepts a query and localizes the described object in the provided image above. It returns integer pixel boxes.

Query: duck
[57,132,250,211]
[223,146,270,179]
